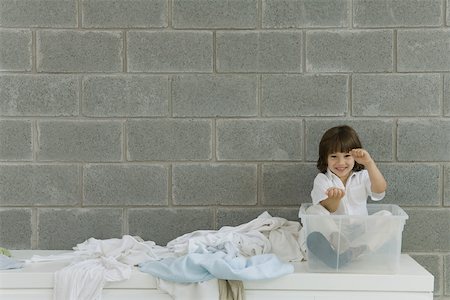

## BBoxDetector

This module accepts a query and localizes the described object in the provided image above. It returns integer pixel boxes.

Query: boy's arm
[351,149,387,194]
[311,174,345,213]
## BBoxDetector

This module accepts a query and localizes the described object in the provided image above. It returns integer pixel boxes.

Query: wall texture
[0,0,449,297]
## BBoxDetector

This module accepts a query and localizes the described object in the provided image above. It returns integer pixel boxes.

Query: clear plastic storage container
[299,203,408,273]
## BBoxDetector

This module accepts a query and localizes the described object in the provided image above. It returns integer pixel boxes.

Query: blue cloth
[139,252,293,283]
[0,254,24,270]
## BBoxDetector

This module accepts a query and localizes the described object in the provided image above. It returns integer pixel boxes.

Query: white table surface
[0,251,434,293]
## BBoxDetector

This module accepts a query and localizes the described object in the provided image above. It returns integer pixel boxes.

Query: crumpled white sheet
[54,257,130,300]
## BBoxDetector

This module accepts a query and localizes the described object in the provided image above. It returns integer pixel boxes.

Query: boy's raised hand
[350,148,373,166]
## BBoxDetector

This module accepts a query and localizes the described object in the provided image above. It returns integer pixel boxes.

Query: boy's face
[327,151,355,184]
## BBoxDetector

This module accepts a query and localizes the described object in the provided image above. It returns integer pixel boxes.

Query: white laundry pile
[27,211,303,300]
[167,211,304,262]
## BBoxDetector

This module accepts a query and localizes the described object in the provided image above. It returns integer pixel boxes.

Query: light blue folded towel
[139,252,293,283]
[0,254,24,270]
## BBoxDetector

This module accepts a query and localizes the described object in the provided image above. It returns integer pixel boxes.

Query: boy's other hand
[326,187,345,200]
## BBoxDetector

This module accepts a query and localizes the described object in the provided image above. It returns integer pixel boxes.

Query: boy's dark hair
[317,125,365,173]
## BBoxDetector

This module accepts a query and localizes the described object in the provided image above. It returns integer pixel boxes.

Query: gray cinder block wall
[0,0,449,297]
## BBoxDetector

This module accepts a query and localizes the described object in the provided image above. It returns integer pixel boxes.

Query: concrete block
[261,74,348,116]
[0,0,76,27]
[82,75,169,117]
[0,208,31,249]
[84,164,168,206]
[217,119,303,161]
[306,30,392,72]
[262,0,348,28]
[216,31,302,72]
[353,0,442,28]
[172,164,257,205]
[0,74,79,116]
[38,208,123,249]
[173,0,257,28]
[445,166,450,206]
[398,119,450,161]
[128,31,212,72]
[410,254,442,295]
[37,30,122,72]
[443,75,450,117]
[398,29,450,72]
[0,29,31,71]
[82,0,167,28]
[305,119,394,162]
[172,75,257,117]
[262,163,317,206]
[0,120,32,161]
[217,208,300,228]
[127,119,211,161]
[37,121,122,162]
[377,164,440,206]
[352,74,441,116]
[0,165,80,206]
[402,208,450,252]
[128,208,214,246]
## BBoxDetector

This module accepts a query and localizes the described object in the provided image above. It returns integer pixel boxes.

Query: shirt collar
[325,168,356,185]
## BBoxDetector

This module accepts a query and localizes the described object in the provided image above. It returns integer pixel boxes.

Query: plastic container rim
[298,203,409,221]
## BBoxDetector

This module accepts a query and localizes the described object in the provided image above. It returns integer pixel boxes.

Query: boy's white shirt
[310,169,385,216]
